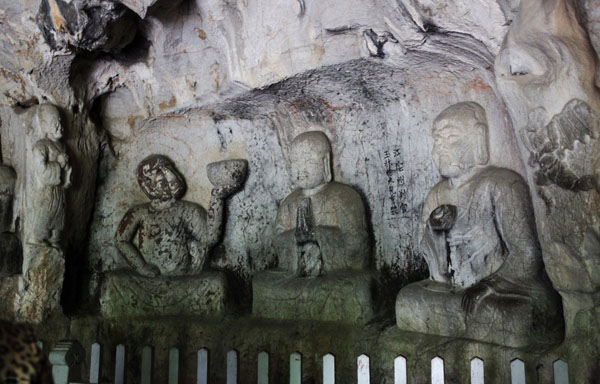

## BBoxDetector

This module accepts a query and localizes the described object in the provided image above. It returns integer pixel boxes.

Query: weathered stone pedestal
[252,270,375,324]
[100,270,228,318]
[0,245,65,323]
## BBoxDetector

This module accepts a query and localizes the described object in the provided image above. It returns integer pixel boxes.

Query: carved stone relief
[28,104,72,249]
[100,155,247,317]
[494,0,600,343]
[253,130,375,324]
[395,102,563,347]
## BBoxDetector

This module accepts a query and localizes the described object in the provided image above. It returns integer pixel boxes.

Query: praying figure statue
[273,130,370,276]
[253,130,374,324]
[115,155,240,276]
[395,102,563,347]
[29,104,72,248]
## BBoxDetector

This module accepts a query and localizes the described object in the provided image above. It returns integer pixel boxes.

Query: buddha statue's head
[290,130,333,190]
[432,102,490,179]
[35,104,63,141]
[136,155,186,207]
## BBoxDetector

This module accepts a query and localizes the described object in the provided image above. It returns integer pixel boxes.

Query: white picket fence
[50,342,571,384]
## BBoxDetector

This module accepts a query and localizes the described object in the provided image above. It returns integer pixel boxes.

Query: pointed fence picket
[49,342,571,384]
[257,351,269,384]
[323,353,335,384]
[197,348,208,384]
[394,355,407,384]
[357,354,370,384]
[227,350,238,384]
[470,357,484,384]
[289,352,302,384]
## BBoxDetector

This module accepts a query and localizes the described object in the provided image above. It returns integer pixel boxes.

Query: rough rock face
[495,0,600,326]
[0,0,600,381]
[36,0,138,53]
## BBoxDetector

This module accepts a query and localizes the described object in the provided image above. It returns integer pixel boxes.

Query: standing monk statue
[29,104,71,248]
[395,102,563,347]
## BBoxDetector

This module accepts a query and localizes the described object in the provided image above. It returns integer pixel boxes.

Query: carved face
[432,120,482,179]
[137,156,185,204]
[38,106,63,140]
[290,140,330,189]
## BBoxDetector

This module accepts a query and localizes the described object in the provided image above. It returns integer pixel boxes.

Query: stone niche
[2,0,600,382]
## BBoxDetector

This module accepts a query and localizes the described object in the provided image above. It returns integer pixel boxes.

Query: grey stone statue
[101,155,246,318]
[273,131,370,276]
[115,155,240,276]
[0,143,21,275]
[395,102,563,347]
[253,130,374,324]
[28,104,72,248]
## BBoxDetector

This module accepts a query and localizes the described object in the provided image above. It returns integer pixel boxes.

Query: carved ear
[323,155,332,183]
[474,123,489,165]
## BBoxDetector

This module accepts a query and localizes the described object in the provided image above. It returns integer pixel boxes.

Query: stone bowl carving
[206,159,248,188]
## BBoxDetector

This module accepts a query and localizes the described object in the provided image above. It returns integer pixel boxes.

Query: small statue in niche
[273,130,370,276]
[115,155,246,276]
[28,104,72,248]
[0,143,21,275]
[253,130,374,324]
[395,102,563,347]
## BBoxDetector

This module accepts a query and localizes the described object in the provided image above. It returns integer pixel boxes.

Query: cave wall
[1,0,600,382]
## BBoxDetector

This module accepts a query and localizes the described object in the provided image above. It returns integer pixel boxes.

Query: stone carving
[28,104,71,249]
[395,102,563,347]
[102,155,246,317]
[0,142,21,276]
[114,155,245,276]
[253,130,374,324]
[495,0,600,353]
[522,99,600,198]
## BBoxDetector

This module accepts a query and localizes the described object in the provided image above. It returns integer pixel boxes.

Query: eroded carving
[253,130,374,324]
[102,155,246,318]
[395,102,563,347]
[522,99,600,198]
[114,155,245,276]
[273,131,370,276]
[28,104,71,249]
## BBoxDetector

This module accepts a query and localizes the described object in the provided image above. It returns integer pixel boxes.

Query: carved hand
[57,153,68,168]
[461,282,493,314]
[211,185,239,199]
[64,165,72,188]
[138,262,160,277]
[295,198,316,244]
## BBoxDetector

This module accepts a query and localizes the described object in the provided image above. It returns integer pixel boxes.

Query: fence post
[470,357,484,384]
[553,360,568,384]
[323,353,335,384]
[258,351,269,384]
[394,355,407,384]
[141,346,153,384]
[357,354,370,384]
[510,359,526,384]
[90,343,102,384]
[290,352,301,384]
[227,350,238,384]
[115,344,126,384]
[168,348,179,384]
[49,340,85,384]
[431,356,445,384]
[197,348,208,384]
